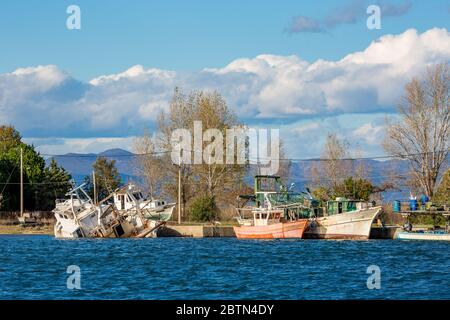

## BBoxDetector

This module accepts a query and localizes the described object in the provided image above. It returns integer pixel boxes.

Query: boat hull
[142,204,175,222]
[233,219,308,239]
[397,231,450,241]
[303,207,381,240]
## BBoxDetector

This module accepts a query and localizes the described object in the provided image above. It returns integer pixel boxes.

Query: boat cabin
[113,184,166,211]
[326,197,372,215]
[252,209,284,227]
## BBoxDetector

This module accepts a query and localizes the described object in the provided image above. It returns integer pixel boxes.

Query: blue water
[1,235,449,300]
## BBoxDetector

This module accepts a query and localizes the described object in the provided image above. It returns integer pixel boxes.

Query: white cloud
[1,28,449,156]
[351,122,385,145]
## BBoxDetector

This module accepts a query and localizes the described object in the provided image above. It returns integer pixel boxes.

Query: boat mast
[178,162,181,224]
[92,170,97,205]
[20,147,23,217]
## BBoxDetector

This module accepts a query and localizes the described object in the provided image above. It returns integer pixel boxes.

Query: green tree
[84,157,121,201]
[40,159,72,210]
[188,195,217,222]
[334,177,374,201]
[0,126,46,211]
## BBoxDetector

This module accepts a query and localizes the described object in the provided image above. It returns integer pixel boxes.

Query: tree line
[0,126,72,211]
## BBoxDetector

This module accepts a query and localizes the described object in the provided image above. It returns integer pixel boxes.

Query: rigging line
[7,146,450,161]
[0,182,71,185]
[40,150,172,158]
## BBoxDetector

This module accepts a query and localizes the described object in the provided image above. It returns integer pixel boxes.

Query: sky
[0,0,449,158]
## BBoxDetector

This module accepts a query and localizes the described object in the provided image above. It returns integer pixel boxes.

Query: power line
[40,151,171,158]
[38,148,449,161]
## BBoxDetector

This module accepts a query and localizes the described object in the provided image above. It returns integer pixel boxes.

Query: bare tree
[133,129,164,196]
[190,90,246,201]
[156,88,196,218]
[306,133,353,200]
[383,63,450,198]
[151,88,248,220]
[276,139,291,184]
[321,133,352,191]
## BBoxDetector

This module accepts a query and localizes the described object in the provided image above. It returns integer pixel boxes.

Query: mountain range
[48,148,142,184]
[48,148,421,200]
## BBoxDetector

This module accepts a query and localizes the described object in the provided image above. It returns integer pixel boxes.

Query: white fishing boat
[397,230,450,241]
[113,184,175,222]
[53,184,137,239]
[304,198,381,240]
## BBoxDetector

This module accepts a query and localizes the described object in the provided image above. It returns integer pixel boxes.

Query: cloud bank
[0,28,449,155]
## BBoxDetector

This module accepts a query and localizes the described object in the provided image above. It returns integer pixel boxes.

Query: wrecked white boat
[53,184,137,238]
[113,184,175,222]
[53,183,172,239]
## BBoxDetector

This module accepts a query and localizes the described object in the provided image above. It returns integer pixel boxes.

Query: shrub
[189,196,217,222]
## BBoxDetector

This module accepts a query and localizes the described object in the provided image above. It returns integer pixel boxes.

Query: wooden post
[20,147,23,217]
[178,165,181,224]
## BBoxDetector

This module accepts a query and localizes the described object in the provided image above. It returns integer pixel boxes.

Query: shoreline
[0,224,54,235]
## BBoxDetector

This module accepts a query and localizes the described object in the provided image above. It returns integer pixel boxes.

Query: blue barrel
[392,200,401,212]
[409,199,418,211]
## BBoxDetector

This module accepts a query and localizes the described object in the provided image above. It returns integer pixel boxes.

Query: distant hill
[48,148,450,201]
[47,148,141,184]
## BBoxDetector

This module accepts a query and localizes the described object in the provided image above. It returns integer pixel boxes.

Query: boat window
[114,224,125,237]
[126,196,132,203]
[347,201,357,212]
[75,228,84,238]
[133,192,141,200]
[257,177,277,192]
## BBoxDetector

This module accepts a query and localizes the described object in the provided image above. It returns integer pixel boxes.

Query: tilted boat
[53,183,138,238]
[53,183,172,239]
[303,198,381,240]
[112,184,175,222]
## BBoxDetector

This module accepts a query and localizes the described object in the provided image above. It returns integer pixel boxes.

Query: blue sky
[1,0,448,79]
[0,0,449,157]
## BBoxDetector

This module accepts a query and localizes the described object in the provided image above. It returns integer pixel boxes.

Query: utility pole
[20,147,23,217]
[178,164,181,224]
[92,170,97,205]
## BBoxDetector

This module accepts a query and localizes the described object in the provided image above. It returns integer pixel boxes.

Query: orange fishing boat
[233,207,308,239]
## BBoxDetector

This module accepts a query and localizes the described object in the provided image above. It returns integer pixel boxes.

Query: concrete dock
[159,224,236,237]
[370,226,401,239]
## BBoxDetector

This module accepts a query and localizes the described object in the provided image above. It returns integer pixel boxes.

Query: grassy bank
[0,224,54,235]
